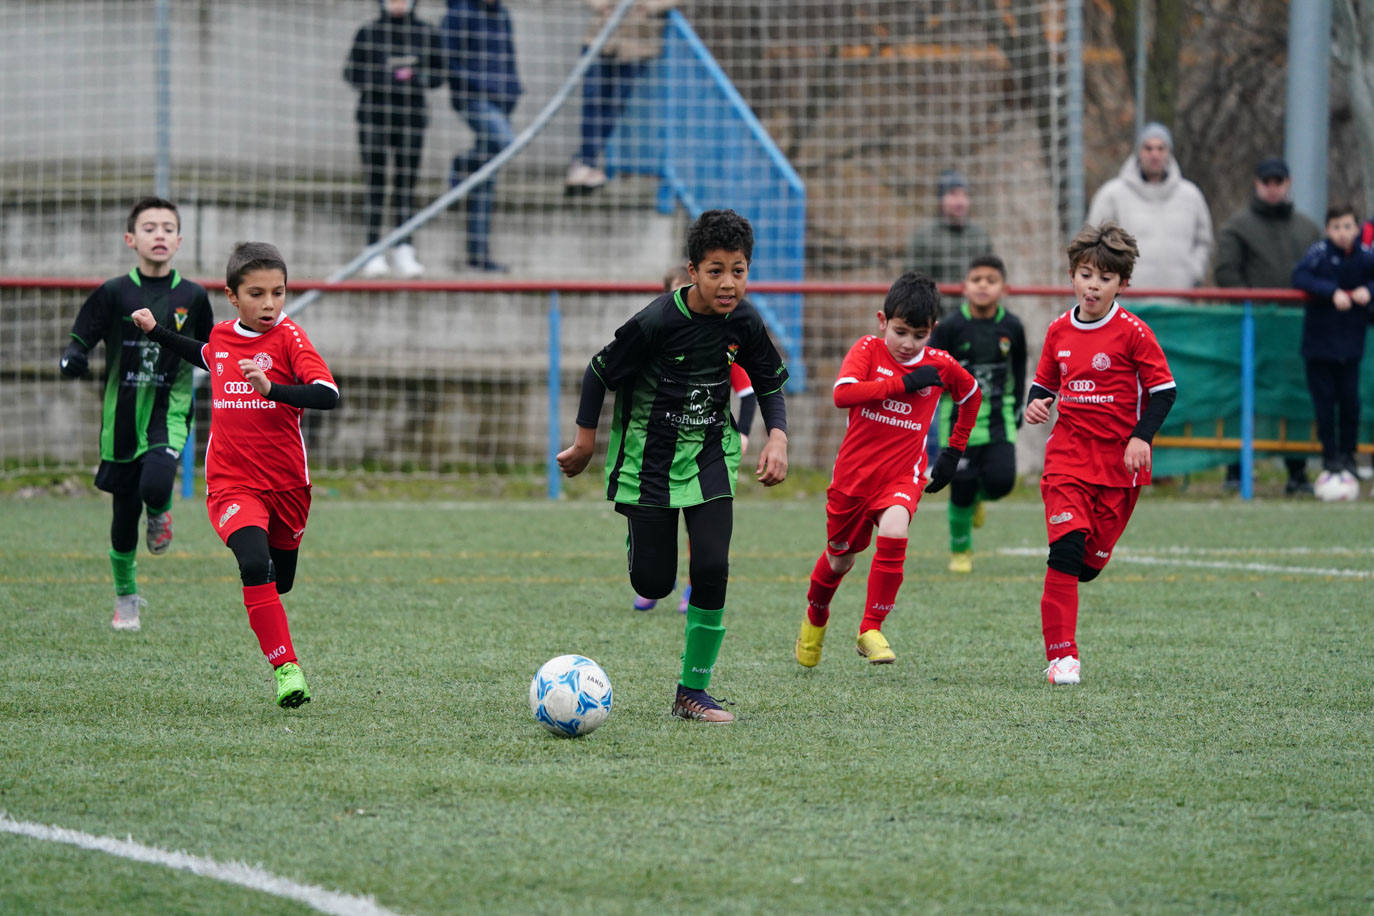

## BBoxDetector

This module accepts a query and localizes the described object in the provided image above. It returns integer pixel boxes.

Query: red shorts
[207,486,312,550]
[1040,474,1139,571]
[823,484,921,556]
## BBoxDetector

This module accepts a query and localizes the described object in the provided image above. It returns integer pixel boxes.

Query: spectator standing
[565,0,675,194]
[1291,204,1374,481]
[442,0,522,272]
[1086,122,1212,291]
[905,168,993,300]
[1213,156,1322,493]
[345,0,446,279]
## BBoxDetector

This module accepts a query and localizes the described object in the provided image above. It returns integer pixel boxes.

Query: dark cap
[937,168,969,198]
[1255,157,1289,180]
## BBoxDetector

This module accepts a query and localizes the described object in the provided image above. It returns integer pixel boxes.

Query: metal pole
[154,0,171,198]
[1066,0,1085,230]
[1285,0,1332,225]
[1239,301,1255,500]
[1134,0,1147,138]
[547,292,562,501]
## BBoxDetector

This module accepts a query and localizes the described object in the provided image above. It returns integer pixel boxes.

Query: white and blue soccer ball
[1314,470,1360,502]
[529,654,613,738]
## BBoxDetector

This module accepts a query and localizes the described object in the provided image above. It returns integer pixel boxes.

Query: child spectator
[929,254,1026,573]
[1024,223,1176,685]
[344,0,446,279]
[1291,204,1374,480]
[795,272,981,668]
[632,261,758,614]
[557,210,790,723]
[131,242,339,709]
[58,196,214,632]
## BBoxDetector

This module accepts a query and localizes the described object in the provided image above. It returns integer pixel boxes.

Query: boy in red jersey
[1024,222,1176,685]
[795,272,981,667]
[131,242,339,709]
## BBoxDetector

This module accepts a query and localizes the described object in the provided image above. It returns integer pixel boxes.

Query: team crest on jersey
[253,352,273,371]
[1092,352,1111,371]
[216,362,223,376]
[174,307,188,331]
[999,336,1011,356]
[725,343,739,364]
[1059,361,1068,375]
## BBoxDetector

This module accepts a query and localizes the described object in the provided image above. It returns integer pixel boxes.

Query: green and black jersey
[68,268,214,462]
[591,287,788,507]
[930,302,1027,447]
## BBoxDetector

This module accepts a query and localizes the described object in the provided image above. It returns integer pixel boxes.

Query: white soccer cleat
[112,594,146,632]
[1044,655,1080,685]
[359,252,389,278]
[390,244,424,279]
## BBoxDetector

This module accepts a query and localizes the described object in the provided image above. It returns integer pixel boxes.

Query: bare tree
[1333,0,1374,211]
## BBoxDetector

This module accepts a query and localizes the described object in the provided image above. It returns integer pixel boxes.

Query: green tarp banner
[1132,302,1374,476]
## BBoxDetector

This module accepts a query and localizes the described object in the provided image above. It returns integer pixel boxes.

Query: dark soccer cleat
[146,510,173,555]
[671,685,734,723]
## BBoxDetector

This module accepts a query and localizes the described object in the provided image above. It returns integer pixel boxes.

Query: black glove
[59,341,89,378]
[924,446,962,493]
[902,365,942,394]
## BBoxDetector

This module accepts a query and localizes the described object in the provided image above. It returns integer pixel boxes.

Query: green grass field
[2,490,1371,914]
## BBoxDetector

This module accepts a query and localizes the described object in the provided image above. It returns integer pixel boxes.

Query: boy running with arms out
[929,254,1027,573]
[131,242,339,709]
[796,272,981,668]
[1024,223,1176,685]
[59,196,214,631]
[557,209,790,723]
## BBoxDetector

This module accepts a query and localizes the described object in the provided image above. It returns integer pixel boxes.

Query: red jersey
[829,335,980,496]
[1033,302,1175,487]
[201,317,337,494]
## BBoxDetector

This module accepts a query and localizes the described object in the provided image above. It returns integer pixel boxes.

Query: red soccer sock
[243,582,297,668]
[859,536,906,633]
[1040,568,1079,660]
[806,553,846,626]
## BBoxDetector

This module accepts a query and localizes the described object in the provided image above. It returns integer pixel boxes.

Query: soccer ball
[528,654,613,738]
[1314,469,1360,502]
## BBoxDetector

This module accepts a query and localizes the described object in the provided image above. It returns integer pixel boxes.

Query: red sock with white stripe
[1040,568,1079,660]
[243,583,297,668]
[806,553,846,626]
[859,536,906,633]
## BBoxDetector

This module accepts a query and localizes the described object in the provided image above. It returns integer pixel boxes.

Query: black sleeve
[1026,382,1055,407]
[1130,386,1177,443]
[145,323,209,370]
[68,282,115,351]
[1010,320,1027,424]
[756,388,787,435]
[268,383,340,411]
[734,392,757,436]
[575,363,607,429]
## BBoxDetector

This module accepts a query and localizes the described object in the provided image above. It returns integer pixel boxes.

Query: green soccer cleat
[273,662,311,709]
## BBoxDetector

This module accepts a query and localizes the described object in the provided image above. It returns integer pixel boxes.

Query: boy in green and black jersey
[557,209,789,723]
[59,196,214,631]
[929,254,1026,573]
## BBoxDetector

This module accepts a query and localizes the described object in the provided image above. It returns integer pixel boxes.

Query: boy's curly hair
[1066,222,1139,282]
[882,271,942,329]
[686,209,754,267]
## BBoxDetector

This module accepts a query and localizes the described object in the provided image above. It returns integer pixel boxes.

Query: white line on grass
[996,547,1373,579]
[0,813,405,916]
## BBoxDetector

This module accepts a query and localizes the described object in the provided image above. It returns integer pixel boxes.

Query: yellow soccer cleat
[795,619,827,667]
[856,629,896,664]
[971,499,986,529]
[948,551,974,574]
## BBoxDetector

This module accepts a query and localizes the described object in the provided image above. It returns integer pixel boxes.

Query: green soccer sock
[680,605,726,690]
[110,547,138,597]
[948,501,974,553]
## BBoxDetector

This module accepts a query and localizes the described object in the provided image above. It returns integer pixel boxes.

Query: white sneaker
[390,244,424,279]
[1044,655,1080,685]
[359,252,389,278]
[112,594,146,631]
[564,161,607,191]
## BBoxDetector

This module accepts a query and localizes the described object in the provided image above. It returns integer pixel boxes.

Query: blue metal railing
[605,10,807,389]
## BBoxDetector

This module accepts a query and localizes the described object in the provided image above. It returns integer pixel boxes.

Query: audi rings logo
[1066,379,1096,392]
[223,381,256,395]
[881,399,913,414]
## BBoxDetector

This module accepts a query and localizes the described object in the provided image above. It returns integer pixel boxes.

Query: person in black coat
[344,0,445,278]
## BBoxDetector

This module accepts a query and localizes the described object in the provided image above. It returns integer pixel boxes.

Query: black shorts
[94,447,179,496]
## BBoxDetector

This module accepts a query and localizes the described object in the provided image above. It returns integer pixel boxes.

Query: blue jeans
[451,98,515,263]
[574,55,647,167]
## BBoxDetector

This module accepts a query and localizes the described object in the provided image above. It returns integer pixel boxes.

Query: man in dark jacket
[443,0,522,272]
[1213,157,1322,494]
[345,0,445,278]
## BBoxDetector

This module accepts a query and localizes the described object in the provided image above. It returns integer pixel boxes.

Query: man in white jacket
[1086,122,1212,291]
